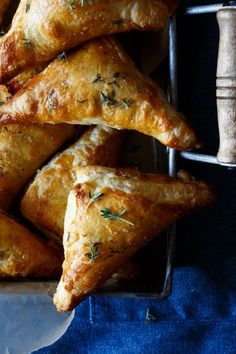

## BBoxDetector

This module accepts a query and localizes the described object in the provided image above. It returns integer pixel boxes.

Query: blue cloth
[34,1,236,353]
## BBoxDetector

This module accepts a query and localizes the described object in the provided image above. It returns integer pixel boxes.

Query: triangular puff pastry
[21,126,123,243]
[0,0,178,82]
[0,37,199,151]
[0,81,76,210]
[54,166,216,311]
[0,210,62,278]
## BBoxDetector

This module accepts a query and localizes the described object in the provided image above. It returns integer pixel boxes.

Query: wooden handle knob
[216,7,236,164]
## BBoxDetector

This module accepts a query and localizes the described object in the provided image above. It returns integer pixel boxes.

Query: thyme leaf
[108,72,120,87]
[145,308,157,324]
[23,38,32,49]
[89,191,104,203]
[85,242,102,261]
[64,0,93,12]
[26,1,31,12]
[63,0,75,12]
[92,73,104,84]
[85,191,104,211]
[100,92,117,108]
[57,51,68,61]
[100,208,134,226]
[47,89,56,113]
[122,98,133,109]
[80,0,94,5]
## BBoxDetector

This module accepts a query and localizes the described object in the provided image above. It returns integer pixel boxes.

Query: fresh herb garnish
[100,208,134,226]
[92,73,104,84]
[47,89,56,113]
[85,242,102,261]
[89,191,104,203]
[79,0,94,5]
[57,51,68,61]
[26,1,31,12]
[100,92,117,108]
[122,98,133,109]
[145,308,157,324]
[108,72,120,87]
[23,38,32,49]
[85,191,104,211]
[64,0,93,12]
[63,0,75,12]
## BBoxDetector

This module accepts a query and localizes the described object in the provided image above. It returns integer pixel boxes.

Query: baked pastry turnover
[0,84,76,210]
[21,125,122,243]
[0,37,199,151]
[0,210,62,278]
[0,0,178,82]
[54,166,216,311]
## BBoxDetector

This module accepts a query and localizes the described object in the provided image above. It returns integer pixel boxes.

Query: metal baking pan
[0,15,177,299]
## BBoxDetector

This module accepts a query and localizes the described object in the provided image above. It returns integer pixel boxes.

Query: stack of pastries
[0,0,216,312]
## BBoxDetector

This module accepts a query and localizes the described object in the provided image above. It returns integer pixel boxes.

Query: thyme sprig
[85,241,102,261]
[85,191,104,211]
[57,51,68,61]
[47,89,56,113]
[100,91,117,108]
[92,73,104,84]
[108,72,120,87]
[122,98,133,109]
[63,0,75,12]
[26,1,31,12]
[100,208,134,226]
[145,308,157,324]
[80,0,94,5]
[23,38,32,49]
[64,0,93,12]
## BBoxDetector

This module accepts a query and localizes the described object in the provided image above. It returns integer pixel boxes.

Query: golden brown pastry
[0,210,62,278]
[54,166,216,311]
[0,85,76,210]
[0,37,199,151]
[0,0,10,26]
[21,125,122,243]
[6,64,47,94]
[0,0,178,82]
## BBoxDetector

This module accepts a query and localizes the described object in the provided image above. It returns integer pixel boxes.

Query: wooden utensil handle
[216,7,236,164]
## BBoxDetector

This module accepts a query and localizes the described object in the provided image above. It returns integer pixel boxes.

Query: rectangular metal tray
[0,18,177,300]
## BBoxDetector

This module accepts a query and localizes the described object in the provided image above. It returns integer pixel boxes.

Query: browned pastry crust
[0,210,62,278]
[0,0,11,26]
[6,64,47,94]
[0,0,178,82]
[21,126,123,243]
[54,166,216,311]
[0,84,76,210]
[0,37,199,151]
